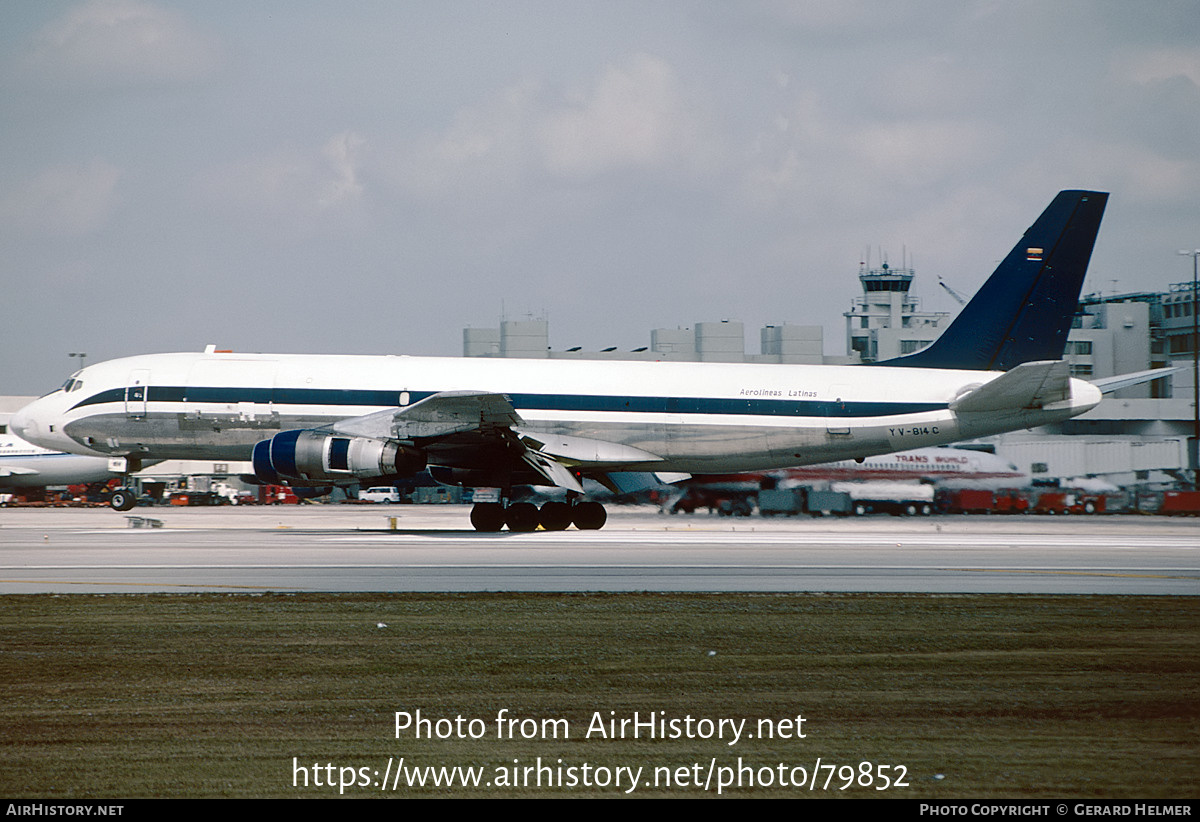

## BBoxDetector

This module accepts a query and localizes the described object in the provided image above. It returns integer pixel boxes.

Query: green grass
[2,593,1197,797]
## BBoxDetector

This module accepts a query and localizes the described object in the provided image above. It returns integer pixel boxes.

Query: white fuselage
[11,351,1102,475]
[0,432,125,489]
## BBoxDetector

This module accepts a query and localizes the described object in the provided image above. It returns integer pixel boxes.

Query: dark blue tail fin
[880,189,1108,371]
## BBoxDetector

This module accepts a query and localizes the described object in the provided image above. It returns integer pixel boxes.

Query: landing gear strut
[468,499,607,532]
[107,456,144,512]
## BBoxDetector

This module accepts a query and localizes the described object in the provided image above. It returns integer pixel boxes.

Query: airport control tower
[844,261,949,363]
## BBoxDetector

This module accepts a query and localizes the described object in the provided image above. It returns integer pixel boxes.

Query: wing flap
[520,450,585,493]
[514,430,664,467]
[596,471,693,496]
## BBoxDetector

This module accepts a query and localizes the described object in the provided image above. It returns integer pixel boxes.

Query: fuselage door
[826,383,851,436]
[125,369,150,419]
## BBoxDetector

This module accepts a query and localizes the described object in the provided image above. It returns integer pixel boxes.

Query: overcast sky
[2,0,1198,395]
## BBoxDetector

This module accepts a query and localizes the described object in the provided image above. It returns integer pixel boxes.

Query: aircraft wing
[1090,367,1180,395]
[328,391,669,492]
[0,466,39,477]
[950,360,1071,413]
[331,390,522,439]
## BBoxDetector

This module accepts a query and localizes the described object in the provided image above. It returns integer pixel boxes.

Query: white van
[360,487,401,503]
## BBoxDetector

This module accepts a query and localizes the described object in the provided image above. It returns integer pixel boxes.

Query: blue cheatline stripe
[70,385,947,418]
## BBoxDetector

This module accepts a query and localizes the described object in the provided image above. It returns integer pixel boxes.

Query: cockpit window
[59,371,84,393]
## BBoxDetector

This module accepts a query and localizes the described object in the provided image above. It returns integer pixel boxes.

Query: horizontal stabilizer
[950,360,1070,414]
[1091,367,1180,395]
[0,466,39,477]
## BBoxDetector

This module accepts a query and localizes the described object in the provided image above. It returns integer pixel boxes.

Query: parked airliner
[698,446,1026,487]
[12,190,1119,530]
[0,432,137,490]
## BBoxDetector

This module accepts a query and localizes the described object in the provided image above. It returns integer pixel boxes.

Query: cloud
[17,0,219,88]
[1121,46,1200,87]
[383,53,717,201]
[197,132,366,225]
[850,120,991,187]
[0,160,122,238]
[537,54,707,179]
[319,132,366,208]
[383,81,541,198]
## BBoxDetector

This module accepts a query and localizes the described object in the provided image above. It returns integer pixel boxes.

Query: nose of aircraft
[10,394,76,453]
[9,403,37,441]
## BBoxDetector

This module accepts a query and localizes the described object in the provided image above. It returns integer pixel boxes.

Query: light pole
[68,352,87,371]
[1178,250,1200,488]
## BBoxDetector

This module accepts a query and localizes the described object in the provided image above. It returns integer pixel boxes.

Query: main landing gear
[469,500,607,532]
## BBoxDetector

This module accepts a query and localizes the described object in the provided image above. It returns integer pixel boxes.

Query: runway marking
[0,578,284,589]
[4,564,1198,574]
[959,569,1200,580]
[320,532,1199,549]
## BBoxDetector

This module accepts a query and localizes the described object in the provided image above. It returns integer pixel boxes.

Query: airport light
[68,352,87,371]
[1179,249,1200,488]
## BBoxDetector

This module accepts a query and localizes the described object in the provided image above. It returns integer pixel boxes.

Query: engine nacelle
[252,430,425,485]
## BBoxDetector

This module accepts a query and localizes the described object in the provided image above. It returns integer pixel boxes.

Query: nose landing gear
[109,487,137,511]
[107,457,144,511]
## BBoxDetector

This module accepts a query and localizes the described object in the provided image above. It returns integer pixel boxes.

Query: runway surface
[1,504,1197,594]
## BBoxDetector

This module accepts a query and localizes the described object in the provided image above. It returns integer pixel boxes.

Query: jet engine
[252,429,425,485]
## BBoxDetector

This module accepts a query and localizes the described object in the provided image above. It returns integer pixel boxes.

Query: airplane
[12,190,1126,531]
[661,446,1026,514]
[713,446,1026,485]
[0,431,144,492]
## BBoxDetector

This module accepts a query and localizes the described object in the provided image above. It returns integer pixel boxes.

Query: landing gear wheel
[538,501,573,531]
[505,502,540,532]
[572,501,607,530]
[470,502,506,532]
[110,488,137,512]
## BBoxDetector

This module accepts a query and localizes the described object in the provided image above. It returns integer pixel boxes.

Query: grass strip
[2,592,1197,797]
